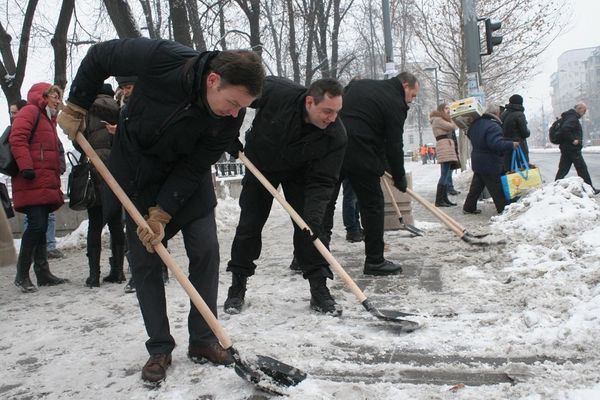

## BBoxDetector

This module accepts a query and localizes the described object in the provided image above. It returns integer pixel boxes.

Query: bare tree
[262,0,284,76]
[0,0,39,106]
[139,0,161,38]
[285,0,300,82]
[169,0,192,46]
[103,0,143,38]
[233,0,262,56]
[186,0,207,51]
[52,0,75,90]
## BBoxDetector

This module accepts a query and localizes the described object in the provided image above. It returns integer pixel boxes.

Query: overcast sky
[519,0,600,117]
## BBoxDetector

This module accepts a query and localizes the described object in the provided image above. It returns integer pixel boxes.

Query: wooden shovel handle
[381,176,404,219]
[239,152,368,303]
[383,172,465,238]
[75,133,233,349]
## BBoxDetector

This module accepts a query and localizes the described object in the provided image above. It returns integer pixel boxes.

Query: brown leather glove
[136,206,172,253]
[57,101,87,140]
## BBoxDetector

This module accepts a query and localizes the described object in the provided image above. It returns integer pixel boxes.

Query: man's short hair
[396,71,418,88]
[10,99,27,110]
[307,78,343,104]
[485,103,501,116]
[209,50,265,97]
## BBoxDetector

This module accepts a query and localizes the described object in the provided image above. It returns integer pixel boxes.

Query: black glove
[22,169,36,180]
[227,138,244,159]
[301,226,320,242]
[393,174,407,192]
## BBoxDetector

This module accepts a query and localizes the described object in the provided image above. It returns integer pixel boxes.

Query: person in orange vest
[420,145,428,164]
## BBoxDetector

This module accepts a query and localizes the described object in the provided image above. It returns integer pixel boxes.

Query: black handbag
[0,111,41,177]
[0,182,14,218]
[67,152,96,211]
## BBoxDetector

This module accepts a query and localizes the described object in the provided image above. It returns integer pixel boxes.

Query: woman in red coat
[10,82,66,292]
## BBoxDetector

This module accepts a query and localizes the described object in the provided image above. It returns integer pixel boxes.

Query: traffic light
[484,18,503,55]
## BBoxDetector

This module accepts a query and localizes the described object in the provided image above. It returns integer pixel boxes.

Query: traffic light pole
[382,0,396,79]
[462,0,481,94]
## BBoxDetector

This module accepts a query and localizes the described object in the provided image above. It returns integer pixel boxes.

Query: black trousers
[228,170,332,280]
[17,205,50,270]
[87,205,125,253]
[126,210,220,355]
[555,144,593,187]
[323,170,385,265]
[463,172,507,213]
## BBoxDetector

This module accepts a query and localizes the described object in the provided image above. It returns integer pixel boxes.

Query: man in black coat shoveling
[57,38,265,384]
[323,72,419,275]
[225,76,346,317]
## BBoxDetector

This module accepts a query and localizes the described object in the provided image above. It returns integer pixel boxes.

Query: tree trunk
[168,0,192,47]
[263,0,283,76]
[52,0,75,90]
[139,0,159,39]
[285,0,300,83]
[186,0,207,51]
[0,0,39,107]
[234,0,262,57]
[104,0,142,38]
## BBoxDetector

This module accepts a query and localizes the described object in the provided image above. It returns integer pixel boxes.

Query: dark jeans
[463,172,507,213]
[555,144,593,187]
[17,205,51,269]
[126,210,220,355]
[323,170,385,264]
[342,178,361,234]
[438,162,453,186]
[87,205,125,252]
[228,171,332,280]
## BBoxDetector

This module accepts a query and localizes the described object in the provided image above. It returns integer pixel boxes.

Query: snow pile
[484,176,600,356]
[492,177,600,243]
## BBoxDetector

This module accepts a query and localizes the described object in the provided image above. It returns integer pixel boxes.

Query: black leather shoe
[289,257,303,273]
[363,259,402,276]
[309,277,342,316]
[462,209,482,215]
[14,276,38,293]
[345,230,364,243]
[188,343,234,365]
[447,189,460,195]
[141,353,171,383]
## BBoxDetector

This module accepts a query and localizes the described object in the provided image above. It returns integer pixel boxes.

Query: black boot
[33,245,68,286]
[435,184,452,207]
[289,257,303,273]
[14,244,37,293]
[364,259,402,276]
[86,247,101,288]
[224,273,248,315]
[103,244,126,283]
[308,277,342,316]
[162,264,169,284]
[443,185,456,206]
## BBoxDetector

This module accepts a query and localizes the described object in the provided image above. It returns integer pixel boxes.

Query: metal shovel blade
[399,219,425,236]
[231,348,306,394]
[462,232,506,246]
[362,300,421,332]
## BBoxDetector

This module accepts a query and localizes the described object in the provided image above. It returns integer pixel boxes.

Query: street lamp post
[424,67,440,106]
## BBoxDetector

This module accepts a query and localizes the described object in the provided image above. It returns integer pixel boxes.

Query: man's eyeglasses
[46,94,61,101]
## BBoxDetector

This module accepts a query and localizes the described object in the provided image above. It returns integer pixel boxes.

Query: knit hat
[98,83,115,97]
[115,76,137,88]
[509,94,523,105]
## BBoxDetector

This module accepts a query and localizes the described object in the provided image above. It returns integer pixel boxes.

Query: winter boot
[435,184,452,207]
[33,245,68,286]
[103,244,126,283]
[14,244,37,293]
[224,273,248,315]
[86,247,101,288]
[442,185,456,206]
[289,256,303,273]
[363,259,402,276]
[308,277,342,316]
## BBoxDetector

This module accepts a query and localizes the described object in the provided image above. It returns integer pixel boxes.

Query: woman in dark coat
[74,84,125,287]
[10,83,66,292]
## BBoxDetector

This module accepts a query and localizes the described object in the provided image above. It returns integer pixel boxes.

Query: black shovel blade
[362,300,421,332]
[230,348,306,394]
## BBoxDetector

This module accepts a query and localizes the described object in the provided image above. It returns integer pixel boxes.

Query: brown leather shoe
[188,342,234,366]
[141,353,172,383]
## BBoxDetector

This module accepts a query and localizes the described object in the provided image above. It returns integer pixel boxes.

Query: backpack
[0,110,41,176]
[548,117,562,145]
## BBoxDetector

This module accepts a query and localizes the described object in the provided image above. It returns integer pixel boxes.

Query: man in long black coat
[554,102,599,193]
[58,38,265,384]
[501,94,531,171]
[225,77,346,316]
[323,72,419,275]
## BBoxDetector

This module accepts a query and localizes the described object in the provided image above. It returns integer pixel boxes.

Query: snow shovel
[380,177,424,236]
[383,173,498,245]
[74,133,306,393]
[239,153,420,332]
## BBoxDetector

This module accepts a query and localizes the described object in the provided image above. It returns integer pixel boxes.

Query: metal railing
[214,161,245,178]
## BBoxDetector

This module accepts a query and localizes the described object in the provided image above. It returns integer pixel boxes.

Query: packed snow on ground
[1,163,600,399]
